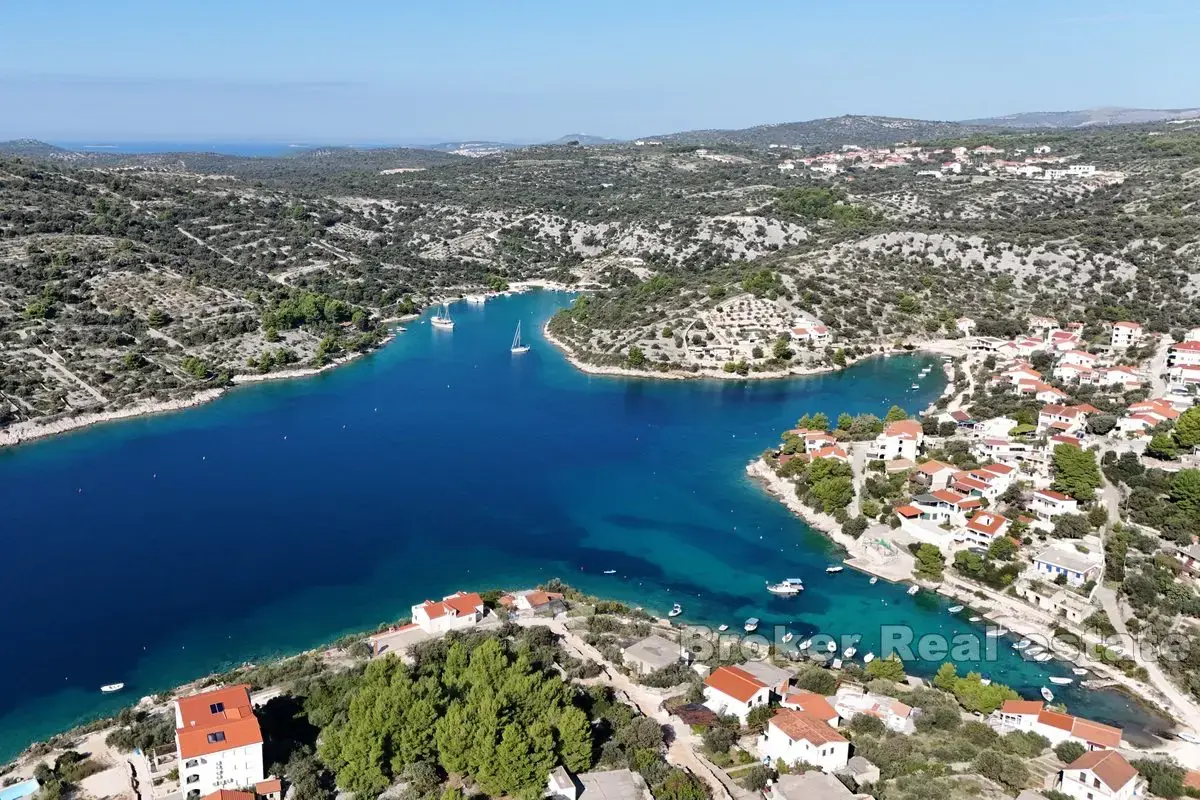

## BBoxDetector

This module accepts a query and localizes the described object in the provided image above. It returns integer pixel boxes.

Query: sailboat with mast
[431,303,455,330]
[510,321,530,354]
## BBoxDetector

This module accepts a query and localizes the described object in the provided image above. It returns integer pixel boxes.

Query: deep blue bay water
[0,290,1166,760]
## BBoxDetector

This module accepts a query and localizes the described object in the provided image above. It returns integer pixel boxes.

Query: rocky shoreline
[0,335,394,450]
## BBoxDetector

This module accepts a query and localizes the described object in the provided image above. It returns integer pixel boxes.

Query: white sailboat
[510,321,530,354]
[431,303,455,330]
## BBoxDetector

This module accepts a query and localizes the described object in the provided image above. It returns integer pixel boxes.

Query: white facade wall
[758,725,849,772]
[181,743,265,797]
[703,686,769,723]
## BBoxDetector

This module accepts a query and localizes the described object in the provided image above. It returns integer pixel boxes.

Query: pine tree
[494,723,539,798]
[435,701,474,774]
[468,695,504,792]
[554,706,594,772]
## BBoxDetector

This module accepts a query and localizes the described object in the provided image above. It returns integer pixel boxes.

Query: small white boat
[862,652,875,663]
[968,615,983,622]
[782,632,794,644]
[948,605,964,613]
[767,578,804,595]
[1049,677,1074,685]
[1072,668,1088,676]
[744,617,759,632]
[869,577,878,585]
[985,627,1008,638]
[911,383,920,390]
[668,603,682,618]
[799,639,812,650]
[1013,639,1031,650]
[602,569,617,575]
[465,294,487,305]
[843,647,857,658]
[980,678,991,686]
[1041,687,1054,703]
[907,585,919,596]
[100,683,125,694]
[510,321,530,354]
[1025,646,1044,656]
[1177,732,1200,745]
[717,624,729,632]
[826,641,837,653]
[826,566,844,574]
[430,303,455,330]
[1035,652,1053,662]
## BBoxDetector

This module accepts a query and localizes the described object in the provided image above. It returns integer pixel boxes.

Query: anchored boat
[1049,677,1074,685]
[1041,687,1055,703]
[431,303,455,330]
[907,585,920,596]
[100,683,125,694]
[668,603,682,618]
[825,566,844,574]
[510,321,530,354]
[767,578,805,595]
[948,605,964,613]
[744,617,759,632]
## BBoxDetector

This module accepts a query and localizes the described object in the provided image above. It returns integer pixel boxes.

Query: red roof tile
[1067,750,1137,791]
[769,709,846,745]
[176,685,262,759]
[704,665,767,703]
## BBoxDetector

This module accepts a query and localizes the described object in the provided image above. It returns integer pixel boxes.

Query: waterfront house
[780,691,840,726]
[758,708,850,772]
[1057,750,1141,800]
[912,488,983,527]
[895,504,955,552]
[993,701,1123,751]
[959,511,1010,548]
[1029,489,1078,531]
[176,685,265,799]
[622,635,686,676]
[791,323,831,347]
[412,591,485,634]
[867,420,924,462]
[499,589,564,615]
[703,665,771,722]
[833,686,916,734]
[1110,321,1144,350]
[1032,545,1102,586]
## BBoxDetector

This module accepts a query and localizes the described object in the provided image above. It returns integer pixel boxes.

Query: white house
[912,459,957,490]
[1030,489,1079,531]
[1037,404,1095,435]
[1166,364,1200,387]
[1058,750,1141,800]
[993,701,1122,751]
[703,665,772,722]
[176,685,265,800]
[1110,322,1143,350]
[759,709,849,772]
[1068,164,1097,177]
[1168,341,1200,368]
[1032,545,1103,587]
[791,323,831,347]
[1085,366,1144,389]
[1059,350,1098,368]
[411,591,485,634]
[956,317,976,335]
[779,691,840,727]
[1049,329,1083,352]
[958,511,1010,548]
[833,686,917,734]
[1116,399,1179,438]
[912,489,984,527]
[867,420,924,462]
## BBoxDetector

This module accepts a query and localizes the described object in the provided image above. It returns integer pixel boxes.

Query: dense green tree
[1148,433,1179,461]
[555,706,594,772]
[914,544,945,580]
[1051,444,1102,501]
[865,653,906,682]
[627,346,646,368]
[1053,740,1086,764]
[1176,407,1200,450]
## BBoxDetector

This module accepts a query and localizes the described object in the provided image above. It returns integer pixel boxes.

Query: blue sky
[2,0,1198,143]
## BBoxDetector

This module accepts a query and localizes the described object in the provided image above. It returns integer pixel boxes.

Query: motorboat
[1041,687,1055,703]
[843,647,857,659]
[1072,668,1089,676]
[869,576,878,585]
[717,624,729,632]
[907,585,919,596]
[767,578,805,595]
[862,652,875,663]
[602,569,617,574]
[782,632,794,643]
[985,627,1008,638]
[744,618,759,632]
[911,383,920,390]
[832,658,843,670]
[826,640,837,653]
[100,683,125,694]
[1025,646,1044,656]
[968,615,983,622]
[668,603,683,618]
[948,605,964,613]
[1035,652,1053,662]
[825,566,844,574]
[1049,677,1074,685]
[798,639,812,650]
[465,294,487,305]
[1013,638,1031,650]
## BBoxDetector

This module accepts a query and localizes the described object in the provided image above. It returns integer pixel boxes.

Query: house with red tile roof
[1048,328,1083,352]
[912,488,983,527]
[1169,340,1200,369]
[498,589,565,614]
[833,685,917,734]
[411,591,485,634]
[959,511,1010,548]
[1116,398,1179,438]
[758,708,849,772]
[176,685,264,799]
[912,459,957,490]
[702,665,772,722]
[994,701,1123,751]
[780,691,840,726]
[1058,750,1140,800]
[1110,321,1144,350]
[867,419,924,462]
[1030,489,1078,531]
[1038,404,1094,435]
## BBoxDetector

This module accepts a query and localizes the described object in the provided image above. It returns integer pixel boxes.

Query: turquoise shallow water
[0,290,1165,760]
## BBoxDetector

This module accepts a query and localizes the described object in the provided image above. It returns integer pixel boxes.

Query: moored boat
[799,639,812,650]
[907,585,919,596]
[782,632,794,644]
[1072,667,1088,676]
[869,576,878,585]
[430,303,455,330]
[465,294,487,305]
[985,627,1008,637]
[826,640,837,653]
[968,615,983,622]
[862,652,875,663]
[843,647,857,658]
[1049,677,1074,685]
[100,683,125,694]
[1041,687,1055,703]
[744,617,759,632]
[1013,639,1031,650]
[668,603,682,618]
[510,321,531,354]
[1025,646,1044,656]
[767,578,804,595]
[948,605,964,613]
[825,566,844,574]
[717,624,729,632]
[1035,652,1053,662]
